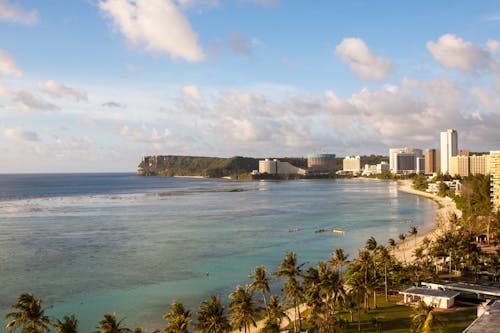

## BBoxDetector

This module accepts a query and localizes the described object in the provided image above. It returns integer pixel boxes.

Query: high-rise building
[343,156,361,173]
[389,147,423,174]
[424,149,440,174]
[491,151,500,212]
[396,152,417,174]
[389,148,404,172]
[470,154,490,176]
[450,155,470,177]
[440,129,458,174]
[416,157,425,174]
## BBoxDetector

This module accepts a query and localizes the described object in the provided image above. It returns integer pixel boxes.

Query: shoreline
[392,180,461,263]
[230,179,461,333]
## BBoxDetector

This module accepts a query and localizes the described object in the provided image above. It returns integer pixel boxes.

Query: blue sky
[0,0,499,172]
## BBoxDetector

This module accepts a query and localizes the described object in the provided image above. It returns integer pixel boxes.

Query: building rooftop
[307,153,336,158]
[463,300,500,333]
[400,287,460,299]
[421,282,500,298]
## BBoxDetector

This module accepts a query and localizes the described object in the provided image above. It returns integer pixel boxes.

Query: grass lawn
[297,295,477,332]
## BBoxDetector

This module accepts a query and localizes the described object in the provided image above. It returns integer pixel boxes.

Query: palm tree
[387,238,396,252]
[303,266,322,322]
[94,313,131,333]
[345,274,366,333]
[274,252,304,333]
[341,291,357,323]
[248,266,271,314]
[329,248,348,274]
[5,293,53,333]
[409,225,418,247]
[229,285,258,333]
[197,296,231,333]
[350,250,372,312]
[365,236,378,308]
[377,245,391,301]
[54,315,78,333]
[162,300,191,333]
[398,233,407,261]
[260,295,290,333]
[411,301,443,333]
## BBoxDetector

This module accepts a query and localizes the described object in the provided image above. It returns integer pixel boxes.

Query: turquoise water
[0,175,436,332]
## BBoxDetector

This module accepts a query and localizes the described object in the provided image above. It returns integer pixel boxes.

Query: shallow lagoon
[0,174,436,331]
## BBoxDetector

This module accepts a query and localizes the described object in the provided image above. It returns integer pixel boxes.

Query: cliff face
[137,155,259,177]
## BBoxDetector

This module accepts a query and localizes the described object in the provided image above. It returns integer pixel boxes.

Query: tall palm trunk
[293,301,298,333]
[261,290,268,315]
[357,301,361,333]
[373,252,377,309]
[384,262,388,301]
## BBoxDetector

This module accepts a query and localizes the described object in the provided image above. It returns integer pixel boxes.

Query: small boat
[330,229,345,235]
[315,228,327,233]
[289,227,299,233]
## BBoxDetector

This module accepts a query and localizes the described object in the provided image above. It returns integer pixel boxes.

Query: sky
[0,0,499,173]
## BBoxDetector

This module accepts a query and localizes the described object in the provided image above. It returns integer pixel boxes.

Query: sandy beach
[393,180,461,263]
[229,179,461,333]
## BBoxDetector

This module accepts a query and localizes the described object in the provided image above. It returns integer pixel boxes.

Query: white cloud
[38,80,88,102]
[487,39,500,54]
[182,85,203,102]
[13,91,60,112]
[471,83,500,113]
[0,49,23,77]
[427,34,489,73]
[99,0,205,62]
[335,38,393,81]
[3,127,40,141]
[0,0,38,25]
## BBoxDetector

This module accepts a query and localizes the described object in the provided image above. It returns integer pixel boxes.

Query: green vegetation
[360,155,388,167]
[138,155,389,179]
[454,174,492,216]
[420,174,500,246]
[138,155,258,178]
[412,174,428,191]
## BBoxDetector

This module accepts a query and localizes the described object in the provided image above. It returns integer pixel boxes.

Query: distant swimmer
[206,272,209,277]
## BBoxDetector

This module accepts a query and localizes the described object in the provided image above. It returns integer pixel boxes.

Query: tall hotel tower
[440,129,458,174]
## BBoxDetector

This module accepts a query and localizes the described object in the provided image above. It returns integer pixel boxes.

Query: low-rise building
[258,159,306,175]
[362,161,389,176]
[427,180,462,195]
[399,287,460,309]
[307,153,336,174]
[343,156,361,174]
[463,300,500,333]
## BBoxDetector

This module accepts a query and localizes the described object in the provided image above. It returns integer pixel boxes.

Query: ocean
[0,174,437,332]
